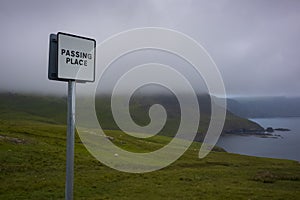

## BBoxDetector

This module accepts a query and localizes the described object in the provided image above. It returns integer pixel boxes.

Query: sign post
[48,32,96,200]
[66,80,75,200]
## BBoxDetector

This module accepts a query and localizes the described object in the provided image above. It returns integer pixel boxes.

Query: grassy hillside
[0,93,263,135]
[0,93,67,124]
[0,93,299,199]
[1,114,299,199]
[96,93,264,138]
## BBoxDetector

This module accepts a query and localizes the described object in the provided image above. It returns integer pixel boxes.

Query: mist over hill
[0,92,262,141]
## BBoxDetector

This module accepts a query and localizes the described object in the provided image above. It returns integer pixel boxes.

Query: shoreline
[223,127,290,138]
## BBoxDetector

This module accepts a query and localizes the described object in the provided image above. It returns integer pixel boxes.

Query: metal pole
[66,80,75,200]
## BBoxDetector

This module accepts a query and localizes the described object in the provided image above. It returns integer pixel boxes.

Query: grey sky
[0,0,299,96]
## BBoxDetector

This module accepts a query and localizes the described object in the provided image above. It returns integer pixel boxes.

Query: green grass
[1,117,299,200]
[0,93,299,199]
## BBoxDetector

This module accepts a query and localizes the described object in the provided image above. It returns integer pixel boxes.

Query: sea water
[217,117,300,161]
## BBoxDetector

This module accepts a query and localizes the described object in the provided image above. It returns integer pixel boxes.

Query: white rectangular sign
[57,32,95,82]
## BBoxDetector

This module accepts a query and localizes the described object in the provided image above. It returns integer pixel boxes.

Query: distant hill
[227,96,300,118]
[0,93,67,124]
[0,92,263,141]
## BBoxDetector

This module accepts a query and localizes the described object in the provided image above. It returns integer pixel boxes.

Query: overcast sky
[0,0,299,97]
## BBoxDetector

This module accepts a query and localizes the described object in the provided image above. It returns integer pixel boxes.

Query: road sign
[48,32,96,82]
[48,32,96,200]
